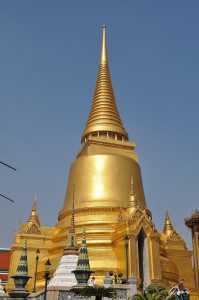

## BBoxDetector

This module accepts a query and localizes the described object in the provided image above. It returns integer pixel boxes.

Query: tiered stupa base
[48,254,78,287]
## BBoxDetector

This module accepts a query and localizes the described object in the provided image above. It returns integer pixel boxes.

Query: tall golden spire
[81,25,128,142]
[163,209,174,236]
[27,193,40,226]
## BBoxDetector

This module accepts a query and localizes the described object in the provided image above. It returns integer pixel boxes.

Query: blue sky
[1,1,199,248]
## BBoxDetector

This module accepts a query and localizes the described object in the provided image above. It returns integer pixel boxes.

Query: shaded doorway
[138,228,150,286]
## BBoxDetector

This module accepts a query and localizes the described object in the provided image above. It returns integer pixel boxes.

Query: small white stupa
[48,192,79,287]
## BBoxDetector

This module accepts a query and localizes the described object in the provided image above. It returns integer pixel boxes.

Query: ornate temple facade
[7,26,199,299]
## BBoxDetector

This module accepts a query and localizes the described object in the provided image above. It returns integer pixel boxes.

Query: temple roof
[81,25,128,142]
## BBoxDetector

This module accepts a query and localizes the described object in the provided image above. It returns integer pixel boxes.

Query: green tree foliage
[128,283,177,300]
[73,285,116,300]
[129,293,166,300]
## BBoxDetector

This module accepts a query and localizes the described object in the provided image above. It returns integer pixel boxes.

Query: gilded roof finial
[163,209,174,236]
[100,25,108,64]
[81,25,128,142]
[128,176,138,208]
[27,193,40,226]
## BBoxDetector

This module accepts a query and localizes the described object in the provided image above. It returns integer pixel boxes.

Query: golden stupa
[7,26,199,299]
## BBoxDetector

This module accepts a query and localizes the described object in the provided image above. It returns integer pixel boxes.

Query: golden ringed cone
[81,25,128,142]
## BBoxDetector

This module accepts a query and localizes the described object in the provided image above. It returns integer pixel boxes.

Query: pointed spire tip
[101,24,108,64]
[33,193,37,208]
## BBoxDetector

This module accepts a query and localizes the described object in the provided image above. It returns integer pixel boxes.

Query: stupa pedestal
[8,274,30,299]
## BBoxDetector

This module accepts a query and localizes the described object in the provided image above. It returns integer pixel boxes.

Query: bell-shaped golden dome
[59,25,147,217]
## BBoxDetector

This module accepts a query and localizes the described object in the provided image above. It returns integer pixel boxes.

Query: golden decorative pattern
[26,224,41,235]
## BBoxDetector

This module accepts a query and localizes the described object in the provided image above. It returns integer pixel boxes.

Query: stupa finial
[81,25,128,142]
